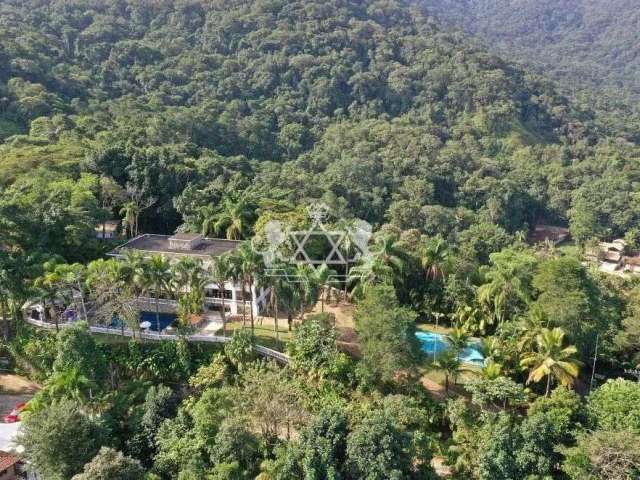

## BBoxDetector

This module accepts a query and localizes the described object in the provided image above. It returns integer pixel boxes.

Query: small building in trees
[95,220,120,240]
[623,255,640,273]
[586,238,640,275]
[0,451,19,480]
[528,224,570,245]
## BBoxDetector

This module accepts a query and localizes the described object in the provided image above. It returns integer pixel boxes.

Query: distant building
[586,238,640,275]
[0,451,19,480]
[623,256,640,274]
[95,220,120,239]
[528,225,571,245]
[0,423,40,480]
[109,233,269,317]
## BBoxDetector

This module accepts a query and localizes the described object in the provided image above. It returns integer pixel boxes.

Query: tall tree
[235,242,263,332]
[210,195,256,240]
[18,399,108,480]
[476,248,537,328]
[520,327,582,397]
[208,253,234,336]
[353,284,421,387]
[72,447,144,480]
[142,255,172,333]
[420,236,451,281]
[119,202,140,239]
[312,264,338,313]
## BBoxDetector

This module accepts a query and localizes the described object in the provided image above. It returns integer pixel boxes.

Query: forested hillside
[3,2,640,479]
[421,0,640,138]
[1,0,638,263]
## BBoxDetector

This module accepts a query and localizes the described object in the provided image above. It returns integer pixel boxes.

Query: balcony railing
[24,316,289,364]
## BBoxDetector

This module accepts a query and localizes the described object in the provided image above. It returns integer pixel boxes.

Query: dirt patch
[0,374,39,418]
[431,456,453,477]
[0,374,39,395]
[421,375,447,401]
[308,301,361,357]
[310,301,356,329]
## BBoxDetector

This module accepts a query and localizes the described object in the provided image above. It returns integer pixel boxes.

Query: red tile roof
[528,225,570,244]
[0,450,19,470]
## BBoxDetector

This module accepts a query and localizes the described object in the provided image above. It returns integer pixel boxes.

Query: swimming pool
[415,331,485,366]
[140,311,177,331]
[111,312,177,332]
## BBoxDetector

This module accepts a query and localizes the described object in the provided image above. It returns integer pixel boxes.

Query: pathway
[24,317,290,364]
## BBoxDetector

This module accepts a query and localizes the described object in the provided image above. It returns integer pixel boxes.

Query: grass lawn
[94,332,135,345]
[416,322,453,335]
[224,317,292,352]
[420,366,480,385]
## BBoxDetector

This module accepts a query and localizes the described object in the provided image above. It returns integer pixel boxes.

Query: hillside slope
[422,0,640,98]
[420,0,640,141]
[0,0,638,258]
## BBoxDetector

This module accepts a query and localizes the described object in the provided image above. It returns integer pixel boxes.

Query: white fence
[24,317,290,363]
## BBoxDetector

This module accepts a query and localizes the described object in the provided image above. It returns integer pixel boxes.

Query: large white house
[109,233,269,317]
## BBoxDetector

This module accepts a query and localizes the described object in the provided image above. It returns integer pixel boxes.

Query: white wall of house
[109,247,270,317]
[202,281,269,316]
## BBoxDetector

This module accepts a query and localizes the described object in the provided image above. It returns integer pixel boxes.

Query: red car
[3,402,26,423]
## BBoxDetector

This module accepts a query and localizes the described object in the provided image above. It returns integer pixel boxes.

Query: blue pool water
[415,331,485,366]
[111,312,177,332]
[140,311,177,331]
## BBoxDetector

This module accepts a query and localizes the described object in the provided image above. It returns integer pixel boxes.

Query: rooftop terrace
[109,234,240,259]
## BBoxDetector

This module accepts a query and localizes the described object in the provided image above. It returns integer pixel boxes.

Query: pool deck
[24,316,290,363]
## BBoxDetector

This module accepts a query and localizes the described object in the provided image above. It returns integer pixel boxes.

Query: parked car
[3,402,26,423]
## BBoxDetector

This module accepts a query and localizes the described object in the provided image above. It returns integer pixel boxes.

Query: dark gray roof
[109,234,240,259]
[169,233,202,240]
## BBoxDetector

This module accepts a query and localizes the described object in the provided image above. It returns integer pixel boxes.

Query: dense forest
[421,0,640,140]
[1,0,640,479]
[1,0,638,258]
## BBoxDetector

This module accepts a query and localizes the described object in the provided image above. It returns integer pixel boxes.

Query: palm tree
[264,261,293,341]
[273,263,300,332]
[447,327,471,353]
[453,305,486,335]
[199,204,218,237]
[172,257,205,298]
[35,265,63,331]
[516,305,550,355]
[51,263,88,322]
[210,195,255,240]
[520,327,582,397]
[294,263,316,319]
[119,201,140,238]
[481,359,503,380]
[433,349,462,394]
[85,258,118,293]
[335,218,368,302]
[208,253,234,336]
[476,260,532,328]
[348,233,408,299]
[311,264,338,312]
[479,335,503,363]
[173,257,206,327]
[347,255,394,299]
[371,234,407,275]
[86,258,142,338]
[142,255,173,333]
[420,236,450,281]
[41,276,60,329]
[234,242,263,332]
[228,252,246,326]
